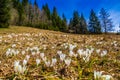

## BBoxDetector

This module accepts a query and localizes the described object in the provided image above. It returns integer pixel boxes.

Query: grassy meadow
[0,26,119,80]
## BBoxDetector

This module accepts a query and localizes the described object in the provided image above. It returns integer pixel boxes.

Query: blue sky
[32,0,120,31]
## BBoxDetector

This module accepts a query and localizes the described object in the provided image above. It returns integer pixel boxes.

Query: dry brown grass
[0,26,120,80]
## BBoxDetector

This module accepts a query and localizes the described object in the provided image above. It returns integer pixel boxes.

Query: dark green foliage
[51,7,67,31]
[79,13,88,34]
[12,0,24,25]
[69,11,88,34]
[17,3,24,25]
[70,11,80,33]
[61,14,67,32]
[22,0,28,7]
[99,8,114,33]
[12,0,19,8]
[52,7,58,28]
[0,0,10,28]
[42,3,51,20]
[69,18,73,30]
[88,9,101,34]
[0,0,115,34]
[72,11,80,33]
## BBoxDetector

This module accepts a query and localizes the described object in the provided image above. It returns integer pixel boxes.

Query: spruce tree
[33,0,39,25]
[52,7,59,30]
[12,0,19,8]
[42,4,51,20]
[61,14,67,32]
[79,13,88,34]
[88,9,101,34]
[69,18,73,31]
[0,0,10,28]
[22,0,28,7]
[17,2,24,25]
[72,11,80,33]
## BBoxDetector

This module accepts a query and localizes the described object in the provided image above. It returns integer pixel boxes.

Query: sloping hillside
[0,26,120,80]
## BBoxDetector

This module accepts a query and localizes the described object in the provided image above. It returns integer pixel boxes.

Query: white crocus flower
[88,48,94,54]
[57,51,62,55]
[26,47,30,51]
[25,55,30,61]
[96,49,101,54]
[101,75,112,80]
[14,60,27,74]
[64,58,71,66]
[69,50,74,57]
[21,66,26,74]
[17,65,22,73]
[23,59,27,66]
[40,53,45,59]
[22,51,25,55]
[36,51,40,55]
[11,49,16,55]
[16,50,19,55]
[14,61,20,73]
[94,70,103,79]
[69,44,76,51]
[51,58,57,67]
[12,44,16,48]
[101,50,107,57]
[6,48,11,56]
[82,53,91,62]
[42,57,47,62]
[31,51,36,56]
[36,59,40,66]
[77,49,85,57]
[59,53,66,61]
[45,60,50,67]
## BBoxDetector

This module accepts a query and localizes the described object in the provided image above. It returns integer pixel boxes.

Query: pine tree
[88,9,101,34]
[0,0,10,28]
[99,8,113,33]
[79,13,88,34]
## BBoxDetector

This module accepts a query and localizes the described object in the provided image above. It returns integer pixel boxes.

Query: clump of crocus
[59,53,66,61]
[94,70,112,80]
[6,48,19,56]
[51,58,57,67]
[14,60,26,74]
[64,58,71,66]
[45,60,50,67]
[101,75,112,80]
[94,70,103,79]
